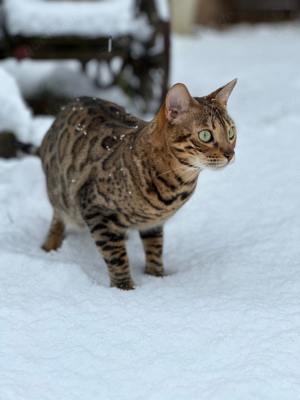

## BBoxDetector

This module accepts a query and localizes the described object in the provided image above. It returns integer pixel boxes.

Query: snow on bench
[3,0,153,39]
[0,67,31,139]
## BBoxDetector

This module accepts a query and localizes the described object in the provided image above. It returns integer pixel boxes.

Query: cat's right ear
[165,83,197,124]
[206,79,238,107]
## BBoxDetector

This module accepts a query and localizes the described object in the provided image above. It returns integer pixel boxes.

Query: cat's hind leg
[140,226,164,277]
[42,211,65,252]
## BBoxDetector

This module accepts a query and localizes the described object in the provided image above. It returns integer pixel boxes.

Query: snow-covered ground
[1,24,300,399]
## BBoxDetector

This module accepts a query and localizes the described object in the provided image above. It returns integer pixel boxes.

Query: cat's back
[39,96,147,225]
[40,96,145,165]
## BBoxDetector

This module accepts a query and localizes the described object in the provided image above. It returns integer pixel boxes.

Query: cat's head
[160,79,237,171]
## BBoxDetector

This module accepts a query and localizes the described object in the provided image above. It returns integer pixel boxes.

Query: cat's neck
[134,106,201,190]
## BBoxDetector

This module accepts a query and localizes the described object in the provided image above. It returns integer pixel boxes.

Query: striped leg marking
[83,212,134,290]
[140,226,164,277]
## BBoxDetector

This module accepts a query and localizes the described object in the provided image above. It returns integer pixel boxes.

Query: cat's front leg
[140,226,164,277]
[82,211,135,290]
[98,234,135,290]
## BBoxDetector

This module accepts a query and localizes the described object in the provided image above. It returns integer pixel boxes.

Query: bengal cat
[39,79,237,290]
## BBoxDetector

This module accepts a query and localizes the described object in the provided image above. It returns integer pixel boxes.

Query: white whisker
[157,165,186,177]
[156,155,194,177]
[178,168,201,189]
[173,164,201,182]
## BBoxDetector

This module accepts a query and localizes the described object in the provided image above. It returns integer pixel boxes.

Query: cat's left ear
[165,83,198,124]
[207,78,237,107]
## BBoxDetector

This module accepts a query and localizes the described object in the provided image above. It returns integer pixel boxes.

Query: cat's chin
[206,164,228,171]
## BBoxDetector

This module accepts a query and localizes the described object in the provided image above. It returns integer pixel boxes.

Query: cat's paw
[111,280,135,290]
[42,235,63,252]
[145,267,164,277]
[42,243,57,252]
[42,241,61,252]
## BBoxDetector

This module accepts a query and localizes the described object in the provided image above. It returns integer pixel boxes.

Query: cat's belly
[130,217,172,230]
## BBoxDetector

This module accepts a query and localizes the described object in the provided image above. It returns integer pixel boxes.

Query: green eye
[198,130,212,143]
[228,127,235,140]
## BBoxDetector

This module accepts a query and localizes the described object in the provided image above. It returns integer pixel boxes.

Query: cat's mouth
[203,154,235,171]
[229,154,236,164]
[192,154,235,171]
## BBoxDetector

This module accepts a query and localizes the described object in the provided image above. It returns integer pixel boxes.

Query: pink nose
[224,151,235,161]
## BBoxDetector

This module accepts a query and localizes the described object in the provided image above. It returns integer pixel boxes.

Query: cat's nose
[223,151,235,161]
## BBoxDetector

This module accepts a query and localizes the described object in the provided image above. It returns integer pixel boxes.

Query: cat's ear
[165,83,198,124]
[206,78,237,107]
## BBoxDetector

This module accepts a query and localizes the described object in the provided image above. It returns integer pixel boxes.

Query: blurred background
[2,3,300,396]
[0,0,300,157]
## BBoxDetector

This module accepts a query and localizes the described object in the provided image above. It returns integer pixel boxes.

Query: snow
[153,0,170,22]
[0,58,152,118]
[0,67,32,140]
[0,64,54,145]
[1,23,300,399]
[3,0,152,39]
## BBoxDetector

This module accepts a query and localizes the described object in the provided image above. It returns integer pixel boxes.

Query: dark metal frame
[0,0,170,113]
